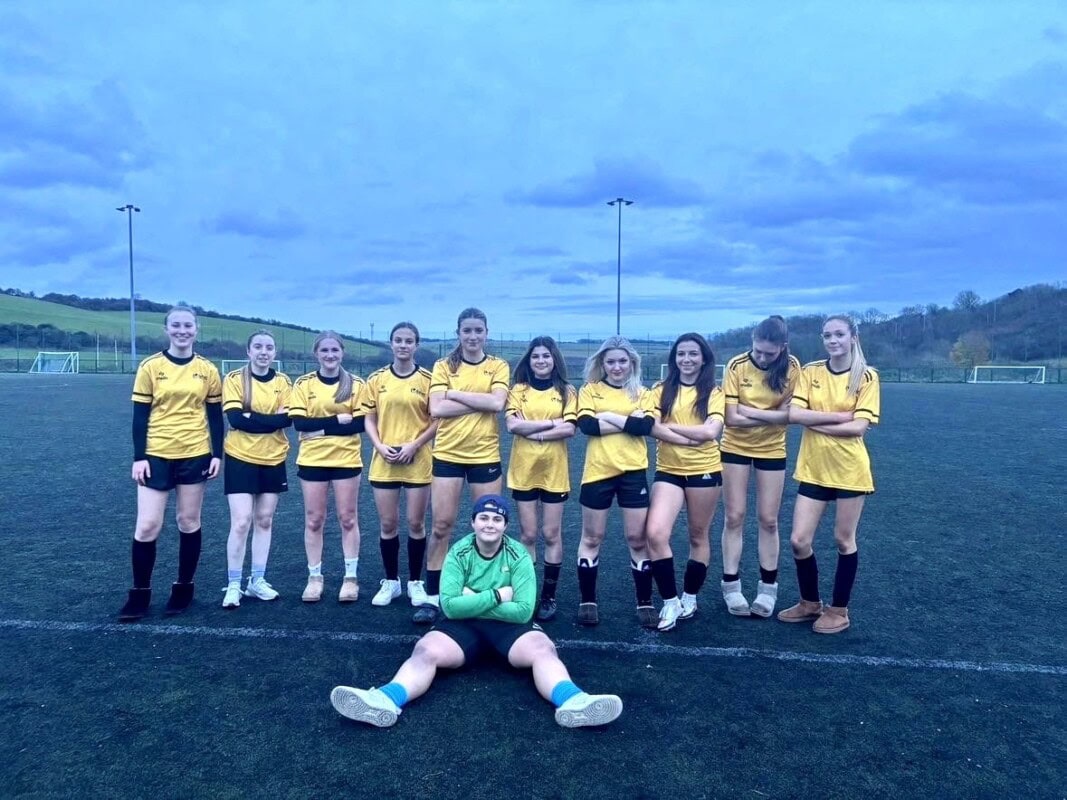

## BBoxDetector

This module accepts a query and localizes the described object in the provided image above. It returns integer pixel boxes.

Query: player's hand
[132,459,151,485]
[277,406,288,414]
[336,413,353,425]
[497,586,514,603]
[207,458,221,479]
[395,443,417,464]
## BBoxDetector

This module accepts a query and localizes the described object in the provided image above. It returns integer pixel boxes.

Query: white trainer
[407,580,428,607]
[657,597,682,631]
[244,577,279,601]
[554,693,623,728]
[721,579,751,616]
[679,592,699,619]
[750,581,778,618]
[372,579,402,607]
[221,581,242,609]
[330,686,400,728]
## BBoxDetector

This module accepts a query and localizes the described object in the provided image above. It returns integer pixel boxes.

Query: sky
[2,1,1065,340]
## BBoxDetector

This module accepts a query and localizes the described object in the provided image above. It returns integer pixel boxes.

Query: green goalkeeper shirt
[440,533,536,624]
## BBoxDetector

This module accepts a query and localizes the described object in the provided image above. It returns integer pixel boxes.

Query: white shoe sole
[222,598,240,609]
[750,600,775,618]
[330,687,398,728]
[555,695,623,728]
[372,588,402,607]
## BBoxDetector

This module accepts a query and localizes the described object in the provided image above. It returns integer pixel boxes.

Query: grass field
[0,376,1064,799]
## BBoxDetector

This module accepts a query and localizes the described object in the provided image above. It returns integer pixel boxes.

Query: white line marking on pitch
[1,618,1064,676]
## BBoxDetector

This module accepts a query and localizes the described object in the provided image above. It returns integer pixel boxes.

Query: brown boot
[338,577,360,603]
[777,599,823,623]
[302,575,324,603]
[813,606,850,634]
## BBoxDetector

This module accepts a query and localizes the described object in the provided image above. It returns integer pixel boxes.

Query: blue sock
[251,564,266,581]
[380,682,408,709]
[550,680,582,708]
[227,569,242,582]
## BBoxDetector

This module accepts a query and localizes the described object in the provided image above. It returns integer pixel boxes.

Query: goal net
[220,359,285,375]
[659,363,726,383]
[968,365,1046,384]
[29,351,79,373]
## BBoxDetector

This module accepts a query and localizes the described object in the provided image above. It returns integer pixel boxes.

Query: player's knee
[412,638,449,667]
[528,635,558,661]
[175,511,200,531]
[134,520,163,541]
[230,511,253,535]
[379,518,399,538]
[253,511,274,532]
[519,528,537,548]
[542,524,561,546]
[833,529,856,552]
[407,518,426,537]
[338,512,358,532]
[304,512,326,534]
[789,533,811,556]
[724,509,746,531]
[757,515,779,536]
[430,521,453,541]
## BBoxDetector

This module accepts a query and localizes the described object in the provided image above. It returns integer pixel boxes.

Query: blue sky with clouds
[2,1,1065,338]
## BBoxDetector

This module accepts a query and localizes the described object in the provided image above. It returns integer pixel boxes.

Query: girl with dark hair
[418,308,510,624]
[505,336,577,621]
[720,315,801,618]
[646,333,725,631]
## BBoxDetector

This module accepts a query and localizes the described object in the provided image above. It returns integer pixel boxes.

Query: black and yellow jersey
[576,381,655,484]
[505,381,578,493]
[650,382,726,475]
[363,364,434,482]
[132,351,222,459]
[721,352,801,459]
[792,361,881,492]
[222,369,292,466]
[429,355,510,464]
[289,371,366,468]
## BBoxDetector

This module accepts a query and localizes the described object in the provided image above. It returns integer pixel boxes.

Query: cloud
[0,145,120,189]
[1043,25,1066,43]
[512,245,568,257]
[205,210,307,240]
[509,157,704,208]
[549,271,591,286]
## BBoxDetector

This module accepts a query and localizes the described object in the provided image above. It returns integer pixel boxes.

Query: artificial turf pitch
[0,376,1064,799]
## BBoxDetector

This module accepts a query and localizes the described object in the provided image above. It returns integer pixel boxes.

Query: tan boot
[302,575,324,603]
[339,577,360,603]
[777,599,823,623]
[813,605,849,634]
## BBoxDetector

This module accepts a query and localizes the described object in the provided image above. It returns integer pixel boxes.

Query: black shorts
[296,465,362,482]
[653,470,722,488]
[369,479,431,490]
[721,451,787,471]
[579,470,650,510]
[432,458,502,484]
[432,618,544,663]
[143,454,212,492]
[224,454,288,495]
[511,488,569,504]
[797,482,872,502]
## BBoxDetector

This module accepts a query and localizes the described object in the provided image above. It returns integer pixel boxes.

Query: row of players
[118,306,880,640]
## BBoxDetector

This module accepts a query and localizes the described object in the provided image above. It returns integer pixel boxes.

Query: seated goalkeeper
[330,494,623,728]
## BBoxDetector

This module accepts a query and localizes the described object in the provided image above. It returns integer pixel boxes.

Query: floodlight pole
[607,197,633,334]
[117,204,141,366]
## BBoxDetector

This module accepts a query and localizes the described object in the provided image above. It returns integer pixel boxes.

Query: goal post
[220,359,284,375]
[659,363,726,383]
[29,351,79,373]
[968,365,1046,384]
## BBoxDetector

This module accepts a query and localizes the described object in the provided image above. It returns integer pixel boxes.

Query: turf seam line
[2,618,1065,676]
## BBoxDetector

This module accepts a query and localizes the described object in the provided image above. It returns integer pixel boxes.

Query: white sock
[308,563,322,578]
[344,558,359,578]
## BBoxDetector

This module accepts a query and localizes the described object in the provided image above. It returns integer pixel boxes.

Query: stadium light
[116,204,141,366]
[607,197,634,334]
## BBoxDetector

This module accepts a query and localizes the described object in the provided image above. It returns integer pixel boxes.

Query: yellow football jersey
[289,372,366,468]
[505,382,578,493]
[222,369,292,466]
[132,352,222,459]
[792,361,881,492]
[429,355,510,464]
[363,365,434,483]
[577,381,655,484]
[650,383,726,475]
[721,352,801,459]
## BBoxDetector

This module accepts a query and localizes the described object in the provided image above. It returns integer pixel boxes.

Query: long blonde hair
[242,329,275,412]
[313,331,353,402]
[584,335,643,402]
[824,314,867,396]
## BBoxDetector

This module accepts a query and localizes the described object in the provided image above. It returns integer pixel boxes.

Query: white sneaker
[554,693,623,728]
[372,579,402,607]
[330,686,400,728]
[750,581,778,618]
[679,592,699,619]
[407,580,428,607]
[221,581,242,609]
[244,577,279,601]
[721,579,751,616]
[657,597,682,631]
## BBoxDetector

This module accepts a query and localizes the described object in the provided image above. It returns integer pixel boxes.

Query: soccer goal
[28,351,80,373]
[220,359,285,375]
[659,363,726,383]
[968,365,1046,384]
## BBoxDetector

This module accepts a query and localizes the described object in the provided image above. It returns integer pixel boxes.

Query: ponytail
[824,314,867,396]
[753,315,790,394]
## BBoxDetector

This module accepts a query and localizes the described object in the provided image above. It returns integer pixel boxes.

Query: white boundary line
[3,618,1065,676]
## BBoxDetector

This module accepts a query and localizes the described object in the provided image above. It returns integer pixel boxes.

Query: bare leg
[390,632,466,702]
[226,494,254,573]
[721,462,751,574]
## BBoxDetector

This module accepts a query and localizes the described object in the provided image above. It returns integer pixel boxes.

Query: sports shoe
[636,604,658,629]
[302,575,324,603]
[750,581,778,618]
[339,577,360,603]
[535,597,558,622]
[577,602,599,626]
[555,693,624,728]
[657,597,682,631]
[813,605,850,634]
[679,592,699,619]
[372,579,402,607]
[721,579,751,617]
[330,686,400,728]
[244,576,279,601]
[777,599,824,623]
[407,580,428,607]
[222,581,242,609]
[413,597,440,625]
[118,588,151,622]
[164,582,194,616]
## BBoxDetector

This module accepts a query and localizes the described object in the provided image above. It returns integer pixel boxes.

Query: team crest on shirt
[410,387,427,397]
[156,372,169,381]
[741,377,753,388]
[811,378,821,389]
[192,371,209,381]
